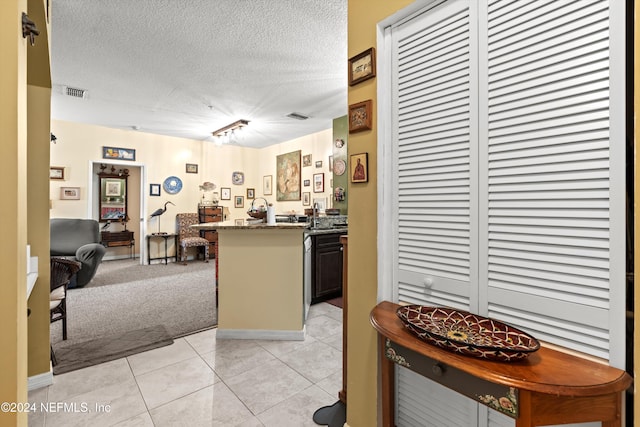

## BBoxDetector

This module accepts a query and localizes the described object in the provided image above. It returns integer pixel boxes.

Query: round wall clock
[163,176,183,194]
[333,159,346,176]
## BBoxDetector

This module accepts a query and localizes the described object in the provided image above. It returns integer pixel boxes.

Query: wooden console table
[370,301,632,427]
[101,230,134,258]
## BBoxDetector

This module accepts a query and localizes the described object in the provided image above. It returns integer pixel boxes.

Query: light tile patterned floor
[29,303,343,427]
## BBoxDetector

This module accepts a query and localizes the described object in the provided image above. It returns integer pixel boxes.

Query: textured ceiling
[50,0,347,148]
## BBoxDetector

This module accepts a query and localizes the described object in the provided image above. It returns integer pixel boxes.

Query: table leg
[147,236,151,264]
[164,236,168,264]
[380,337,395,427]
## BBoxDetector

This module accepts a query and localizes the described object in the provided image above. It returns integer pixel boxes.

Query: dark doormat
[52,325,174,375]
[326,296,343,309]
[313,400,346,426]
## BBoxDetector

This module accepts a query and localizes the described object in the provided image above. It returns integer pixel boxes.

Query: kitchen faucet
[311,202,319,228]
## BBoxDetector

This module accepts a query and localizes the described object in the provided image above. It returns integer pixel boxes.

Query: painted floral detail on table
[477,387,518,417]
[385,339,410,368]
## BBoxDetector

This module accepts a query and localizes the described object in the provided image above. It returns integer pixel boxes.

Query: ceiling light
[286,112,309,120]
[212,119,249,144]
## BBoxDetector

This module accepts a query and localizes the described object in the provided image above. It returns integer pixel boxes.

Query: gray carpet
[52,325,174,375]
[51,258,217,350]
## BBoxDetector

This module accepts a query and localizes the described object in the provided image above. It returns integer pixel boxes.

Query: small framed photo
[150,183,161,196]
[348,47,376,86]
[186,163,198,174]
[221,187,231,200]
[263,175,273,195]
[234,195,244,208]
[313,173,324,193]
[350,152,368,183]
[247,188,255,199]
[60,187,80,200]
[349,100,373,133]
[302,192,311,206]
[234,219,244,226]
[304,179,310,187]
[315,160,323,168]
[50,166,64,180]
[313,198,327,212]
[303,154,312,167]
[102,146,135,161]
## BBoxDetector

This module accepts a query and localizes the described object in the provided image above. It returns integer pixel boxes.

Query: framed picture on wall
[186,163,198,174]
[150,183,161,196]
[60,187,80,200]
[350,152,368,183]
[50,166,64,180]
[247,188,255,199]
[302,192,311,206]
[234,195,244,208]
[263,175,273,195]
[221,187,231,200]
[348,47,376,86]
[349,100,373,133]
[313,173,324,193]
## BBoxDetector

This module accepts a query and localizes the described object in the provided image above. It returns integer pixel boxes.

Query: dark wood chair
[50,257,81,341]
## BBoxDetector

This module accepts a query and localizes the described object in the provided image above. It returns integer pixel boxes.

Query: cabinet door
[312,234,345,302]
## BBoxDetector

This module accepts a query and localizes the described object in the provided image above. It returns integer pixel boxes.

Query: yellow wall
[51,122,336,225]
[346,1,413,426]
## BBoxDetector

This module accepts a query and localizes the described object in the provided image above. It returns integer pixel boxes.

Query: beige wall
[346,1,413,426]
[51,121,335,230]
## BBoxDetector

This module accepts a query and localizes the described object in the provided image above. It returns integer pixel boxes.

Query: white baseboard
[216,326,305,341]
[28,370,53,391]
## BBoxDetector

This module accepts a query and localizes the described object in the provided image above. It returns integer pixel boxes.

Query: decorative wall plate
[232,171,244,185]
[396,305,540,362]
[333,159,346,176]
[163,176,183,194]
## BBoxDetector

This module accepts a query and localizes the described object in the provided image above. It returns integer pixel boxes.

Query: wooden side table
[147,233,177,265]
[101,231,134,258]
[370,301,632,427]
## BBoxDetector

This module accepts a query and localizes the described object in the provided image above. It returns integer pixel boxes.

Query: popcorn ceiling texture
[50,0,347,148]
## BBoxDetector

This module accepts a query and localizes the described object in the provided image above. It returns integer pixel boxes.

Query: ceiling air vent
[286,112,309,120]
[64,86,87,99]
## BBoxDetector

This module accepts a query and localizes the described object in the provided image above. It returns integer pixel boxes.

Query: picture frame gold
[349,100,373,133]
[50,166,64,180]
[276,150,301,201]
[263,175,273,195]
[247,188,255,199]
[350,152,368,183]
[348,47,376,86]
[221,187,231,200]
[234,195,244,208]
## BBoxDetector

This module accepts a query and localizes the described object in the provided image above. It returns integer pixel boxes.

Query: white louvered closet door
[479,0,625,365]
[385,0,625,426]
[391,1,479,425]
[394,0,478,313]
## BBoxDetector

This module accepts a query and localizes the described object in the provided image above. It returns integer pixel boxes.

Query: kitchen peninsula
[192,220,308,340]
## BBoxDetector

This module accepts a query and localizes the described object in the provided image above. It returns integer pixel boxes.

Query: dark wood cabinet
[198,206,223,259]
[311,231,347,304]
[101,230,134,257]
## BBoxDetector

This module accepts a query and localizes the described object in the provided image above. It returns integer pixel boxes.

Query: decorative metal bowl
[396,305,540,362]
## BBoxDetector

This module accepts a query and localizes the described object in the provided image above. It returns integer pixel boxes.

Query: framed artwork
[50,166,64,180]
[350,152,369,183]
[263,175,273,195]
[302,192,311,206]
[102,146,136,161]
[303,154,312,167]
[60,187,80,200]
[221,187,231,200]
[150,183,161,196]
[349,100,373,133]
[232,171,244,185]
[329,155,334,172]
[304,179,310,187]
[348,47,376,86]
[247,188,255,199]
[313,173,324,193]
[234,219,244,226]
[186,163,198,174]
[234,195,244,208]
[315,160,323,168]
[105,179,122,197]
[276,150,301,201]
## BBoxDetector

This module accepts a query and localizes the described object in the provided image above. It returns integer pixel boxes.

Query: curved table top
[371,301,632,397]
